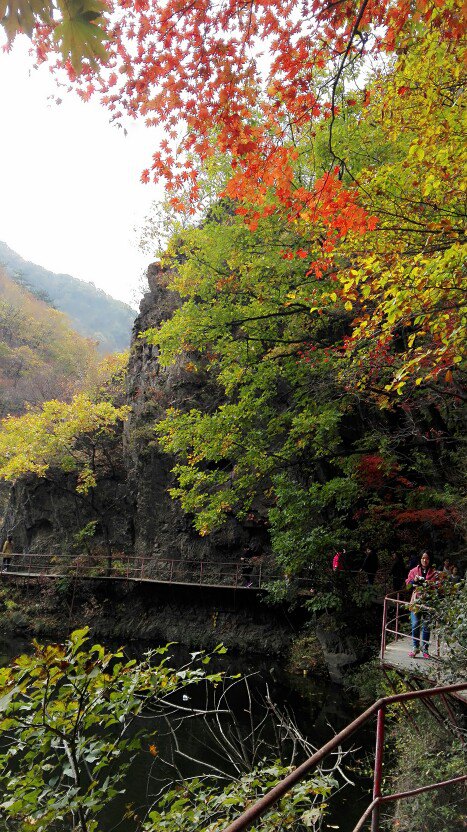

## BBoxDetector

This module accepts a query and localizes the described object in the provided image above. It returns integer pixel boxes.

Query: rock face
[315,626,359,683]
[125,263,267,563]
[1,263,267,568]
[2,472,133,556]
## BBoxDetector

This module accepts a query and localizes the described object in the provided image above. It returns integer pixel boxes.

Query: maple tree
[9,0,461,393]
[3,0,465,579]
[146,207,465,584]
[0,0,109,71]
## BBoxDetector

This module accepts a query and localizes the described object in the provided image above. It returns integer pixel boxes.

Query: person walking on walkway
[1,535,13,572]
[390,552,406,592]
[406,551,437,658]
[362,546,379,585]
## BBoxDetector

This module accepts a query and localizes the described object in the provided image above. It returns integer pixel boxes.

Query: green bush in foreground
[0,629,343,832]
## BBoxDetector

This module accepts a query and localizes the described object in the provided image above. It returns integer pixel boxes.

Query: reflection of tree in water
[143,673,353,831]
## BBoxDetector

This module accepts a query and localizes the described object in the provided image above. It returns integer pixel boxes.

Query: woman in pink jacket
[406,551,437,658]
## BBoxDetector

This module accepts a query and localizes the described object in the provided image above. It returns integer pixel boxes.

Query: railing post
[372,705,385,832]
[380,597,388,662]
[169,559,174,582]
[395,594,399,641]
[200,561,204,584]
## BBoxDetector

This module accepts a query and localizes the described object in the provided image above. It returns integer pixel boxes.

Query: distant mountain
[0,241,136,354]
[0,267,101,417]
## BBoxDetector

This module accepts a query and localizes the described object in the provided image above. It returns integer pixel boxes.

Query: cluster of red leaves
[356,454,391,489]
[392,508,458,529]
[29,0,464,395]
[33,0,462,214]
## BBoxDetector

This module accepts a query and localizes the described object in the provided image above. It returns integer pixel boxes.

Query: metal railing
[222,682,467,832]
[380,590,443,662]
[1,553,395,596]
[0,552,280,590]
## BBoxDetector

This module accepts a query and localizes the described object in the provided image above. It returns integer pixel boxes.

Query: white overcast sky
[0,36,163,308]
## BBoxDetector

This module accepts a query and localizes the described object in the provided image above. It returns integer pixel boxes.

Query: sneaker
[409,650,419,658]
[422,652,430,659]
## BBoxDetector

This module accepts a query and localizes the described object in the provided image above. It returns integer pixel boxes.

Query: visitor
[390,552,406,592]
[362,546,379,585]
[1,535,13,572]
[408,551,421,570]
[450,564,461,583]
[406,551,437,658]
[441,557,451,576]
[332,549,346,572]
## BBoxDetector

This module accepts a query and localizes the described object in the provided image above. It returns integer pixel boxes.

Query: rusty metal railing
[222,682,467,832]
[0,552,284,591]
[380,591,443,662]
[1,553,395,596]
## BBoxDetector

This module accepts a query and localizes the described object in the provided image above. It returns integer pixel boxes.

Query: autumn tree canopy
[7,0,462,393]
[1,0,465,579]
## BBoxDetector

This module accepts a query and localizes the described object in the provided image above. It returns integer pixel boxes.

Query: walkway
[225,591,467,831]
[0,552,277,591]
[381,591,467,702]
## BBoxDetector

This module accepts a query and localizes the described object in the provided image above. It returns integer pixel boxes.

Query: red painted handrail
[223,682,467,832]
[222,682,467,832]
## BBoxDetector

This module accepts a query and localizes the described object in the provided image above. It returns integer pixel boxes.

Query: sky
[0,37,164,308]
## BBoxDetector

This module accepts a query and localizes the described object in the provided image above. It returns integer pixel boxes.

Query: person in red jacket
[332,549,346,572]
[406,551,437,658]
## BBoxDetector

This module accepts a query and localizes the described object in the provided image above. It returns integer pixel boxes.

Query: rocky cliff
[1,263,269,566]
[125,263,269,563]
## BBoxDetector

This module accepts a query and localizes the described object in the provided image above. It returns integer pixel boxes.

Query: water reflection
[0,638,373,831]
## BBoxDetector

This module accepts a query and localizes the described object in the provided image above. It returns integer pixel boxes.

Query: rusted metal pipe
[371,706,385,832]
[380,596,388,661]
[380,773,467,803]
[222,706,380,832]
[222,683,467,832]
[352,773,467,830]
[352,798,379,832]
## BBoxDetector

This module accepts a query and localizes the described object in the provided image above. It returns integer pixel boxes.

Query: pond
[0,635,374,831]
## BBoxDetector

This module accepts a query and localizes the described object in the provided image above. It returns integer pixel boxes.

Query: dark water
[0,636,374,831]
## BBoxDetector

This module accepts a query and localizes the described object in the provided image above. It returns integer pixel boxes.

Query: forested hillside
[0,241,135,354]
[0,267,100,417]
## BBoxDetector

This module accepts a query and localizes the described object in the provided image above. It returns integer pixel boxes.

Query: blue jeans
[411,611,430,652]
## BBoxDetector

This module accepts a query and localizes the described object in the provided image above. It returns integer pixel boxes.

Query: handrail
[381,592,443,662]
[1,553,392,594]
[0,552,294,591]
[222,682,467,832]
